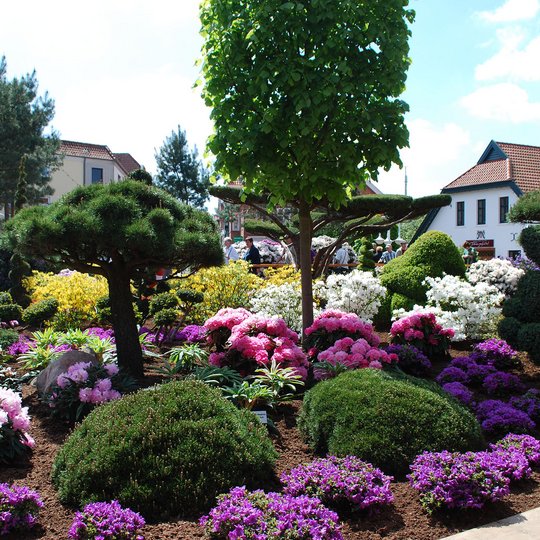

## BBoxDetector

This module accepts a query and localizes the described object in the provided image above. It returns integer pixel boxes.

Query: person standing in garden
[244,237,261,273]
[396,241,408,257]
[223,237,239,264]
[380,243,396,264]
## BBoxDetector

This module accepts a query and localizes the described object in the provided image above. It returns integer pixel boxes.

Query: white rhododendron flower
[467,259,525,296]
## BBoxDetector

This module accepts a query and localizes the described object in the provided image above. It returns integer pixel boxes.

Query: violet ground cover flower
[511,389,540,423]
[482,371,525,397]
[436,366,469,386]
[200,486,343,540]
[476,400,535,435]
[281,456,393,513]
[473,338,520,371]
[490,434,540,467]
[68,500,145,540]
[0,483,43,535]
[442,382,474,407]
[384,344,431,377]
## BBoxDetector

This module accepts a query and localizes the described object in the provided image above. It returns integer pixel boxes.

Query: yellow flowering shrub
[263,265,300,287]
[177,261,263,323]
[24,271,108,330]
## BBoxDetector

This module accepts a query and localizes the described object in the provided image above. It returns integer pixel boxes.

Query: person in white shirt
[223,237,239,264]
[379,243,396,264]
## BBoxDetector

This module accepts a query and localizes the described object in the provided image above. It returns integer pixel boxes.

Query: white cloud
[461,82,540,122]
[478,0,540,23]
[476,28,540,81]
[376,120,472,197]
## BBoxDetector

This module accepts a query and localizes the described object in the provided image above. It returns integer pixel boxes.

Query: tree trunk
[298,202,314,336]
[107,269,144,378]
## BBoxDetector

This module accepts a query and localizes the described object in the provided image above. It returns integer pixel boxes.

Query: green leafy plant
[189,365,243,388]
[157,343,209,380]
[21,298,59,327]
[52,380,277,519]
[251,359,304,403]
[222,381,275,411]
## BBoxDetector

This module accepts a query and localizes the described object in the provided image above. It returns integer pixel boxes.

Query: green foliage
[0,56,61,210]
[149,292,178,316]
[8,252,31,307]
[158,343,209,380]
[355,237,375,271]
[0,328,18,351]
[95,295,112,325]
[498,316,521,345]
[6,180,223,376]
[509,190,540,223]
[177,289,204,305]
[390,292,415,313]
[189,365,244,388]
[517,323,540,364]
[152,308,179,328]
[379,231,466,325]
[0,292,13,304]
[126,168,153,185]
[21,297,59,327]
[0,303,22,323]
[373,292,392,331]
[299,369,484,476]
[154,126,210,208]
[519,225,540,265]
[52,381,277,520]
[251,359,304,404]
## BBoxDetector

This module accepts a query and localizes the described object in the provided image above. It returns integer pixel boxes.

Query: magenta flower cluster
[408,450,512,513]
[0,483,43,535]
[68,500,145,540]
[313,337,396,380]
[204,308,309,379]
[200,486,343,540]
[304,310,380,356]
[0,388,34,462]
[280,456,394,513]
[390,312,454,357]
[7,335,31,356]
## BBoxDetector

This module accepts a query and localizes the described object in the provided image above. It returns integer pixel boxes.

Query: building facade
[48,140,141,202]
[415,141,540,258]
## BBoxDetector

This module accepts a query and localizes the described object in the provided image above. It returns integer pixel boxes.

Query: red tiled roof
[60,140,116,161]
[443,141,540,193]
[497,142,540,193]
[113,153,141,174]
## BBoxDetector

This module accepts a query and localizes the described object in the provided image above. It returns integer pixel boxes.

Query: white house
[48,140,141,202]
[414,140,540,258]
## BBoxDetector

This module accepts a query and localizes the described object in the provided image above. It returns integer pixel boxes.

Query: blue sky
[2,0,540,199]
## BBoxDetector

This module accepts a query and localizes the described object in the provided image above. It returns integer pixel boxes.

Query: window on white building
[477,199,486,225]
[499,196,509,223]
[91,168,103,184]
[456,201,465,226]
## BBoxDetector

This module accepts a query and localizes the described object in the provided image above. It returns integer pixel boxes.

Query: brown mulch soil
[3,346,540,540]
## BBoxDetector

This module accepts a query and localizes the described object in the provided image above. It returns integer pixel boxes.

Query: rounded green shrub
[0,292,13,305]
[517,323,540,364]
[298,369,484,476]
[390,292,415,313]
[21,298,59,327]
[378,231,466,326]
[520,225,540,264]
[149,292,178,316]
[498,316,521,345]
[52,380,277,520]
[152,307,178,327]
[0,328,19,351]
[0,303,22,323]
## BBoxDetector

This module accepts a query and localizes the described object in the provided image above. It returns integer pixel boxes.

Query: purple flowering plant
[46,362,138,422]
[281,456,394,513]
[490,434,540,467]
[448,356,497,386]
[68,500,145,540]
[441,382,475,407]
[200,486,343,540]
[511,389,540,423]
[476,400,535,436]
[435,366,469,386]
[408,450,511,513]
[0,483,43,535]
[383,344,431,377]
[472,339,520,371]
[482,371,526,397]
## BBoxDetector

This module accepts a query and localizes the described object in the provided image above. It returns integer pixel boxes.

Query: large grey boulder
[36,350,98,398]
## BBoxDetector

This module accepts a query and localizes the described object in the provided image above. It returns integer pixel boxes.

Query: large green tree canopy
[6,180,223,376]
[0,56,61,218]
[200,0,414,205]
[200,0,416,330]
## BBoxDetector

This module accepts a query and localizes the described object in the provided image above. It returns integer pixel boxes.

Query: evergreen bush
[0,328,19,351]
[299,369,484,476]
[0,303,22,323]
[21,298,59,327]
[52,380,277,520]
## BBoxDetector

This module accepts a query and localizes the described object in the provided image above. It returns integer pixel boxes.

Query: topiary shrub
[0,303,22,323]
[379,231,466,326]
[0,328,19,351]
[52,380,277,521]
[21,298,59,327]
[298,369,484,476]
